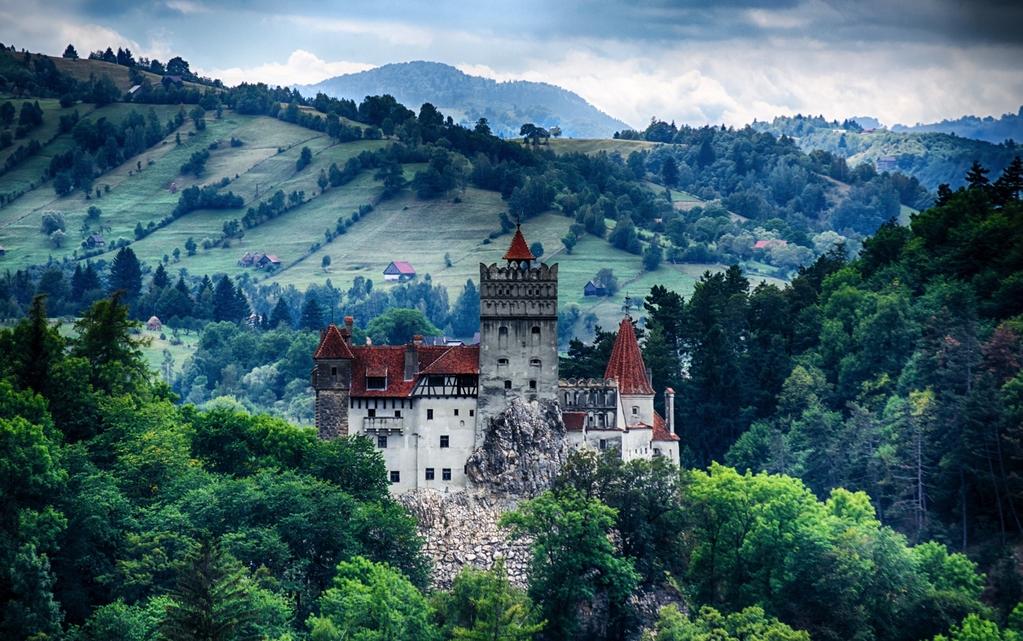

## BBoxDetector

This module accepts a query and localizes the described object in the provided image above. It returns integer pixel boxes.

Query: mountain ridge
[296,60,631,139]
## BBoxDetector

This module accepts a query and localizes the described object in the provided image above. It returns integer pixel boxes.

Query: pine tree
[993,155,1022,204]
[161,540,258,641]
[965,161,990,189]
[72,292,147,393]
[212,276,247,323]
[109,246,142,299]
[152,263,170,291]
[269,297,293,328]
[299,295,323,330]
[6,295,63,394]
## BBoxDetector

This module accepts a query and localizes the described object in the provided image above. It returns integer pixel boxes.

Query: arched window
[530,358,541,367]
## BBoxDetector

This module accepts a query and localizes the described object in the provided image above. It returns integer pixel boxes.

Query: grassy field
[0,109,776,342]
[542,138,661,155]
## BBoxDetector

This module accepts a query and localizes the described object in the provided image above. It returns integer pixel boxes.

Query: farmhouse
[583,280,607,297]
[383,260,416,282]
[312,225,680,494]
[257,254,281,271]
[84,233,105,249]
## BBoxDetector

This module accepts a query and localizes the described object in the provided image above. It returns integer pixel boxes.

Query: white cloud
[195,49,375,87]
[164,0,210,15]
[284,15,437,47]
[0,10,142,58]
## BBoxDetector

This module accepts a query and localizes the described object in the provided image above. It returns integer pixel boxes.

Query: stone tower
[477,225,559,437]
[312,318,355,439]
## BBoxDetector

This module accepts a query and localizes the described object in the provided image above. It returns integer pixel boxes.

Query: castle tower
[312,318,355,439]
[605,315,655,428]
[477,225,559,434]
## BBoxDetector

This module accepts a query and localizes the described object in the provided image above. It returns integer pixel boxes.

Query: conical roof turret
[604,316,654,394]
[503,224,535,262]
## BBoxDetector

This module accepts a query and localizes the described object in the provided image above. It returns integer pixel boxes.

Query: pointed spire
[604,316,654,394]
[503,224,535,262]
[314,323,354,359]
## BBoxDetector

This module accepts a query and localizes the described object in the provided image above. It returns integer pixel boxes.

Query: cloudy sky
[2,0,1022,129]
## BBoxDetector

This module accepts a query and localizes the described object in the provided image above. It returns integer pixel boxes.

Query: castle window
[498,358,509,366]
[425,468,435,480]
[366,376,386,390]
[599,439,607,450]
[498,326,509,348]
[454,409,459,416]
[504,380,512,389]
[531,326,540,335]
[530,358,541,367]
[368,409,376,418]
[632,406,639,416]
[389,471,400,483]
[469,409,475,417]
[394,410,402,418]
[442,468,452,481]
[376,434,387,448]
[331,366,337,376]
[427,409,434,420]
[440,435,449,448]
[529,379,537,390]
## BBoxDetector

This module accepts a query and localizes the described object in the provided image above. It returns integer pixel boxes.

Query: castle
[311,225,679,492]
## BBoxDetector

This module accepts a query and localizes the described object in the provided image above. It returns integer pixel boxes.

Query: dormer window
[366,376,387,390]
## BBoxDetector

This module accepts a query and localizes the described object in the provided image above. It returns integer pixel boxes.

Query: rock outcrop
[465,398,568,497]
[398,489,532,588]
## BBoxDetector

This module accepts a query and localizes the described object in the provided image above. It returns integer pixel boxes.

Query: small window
[368,408,376,418]
[394,410,402,418]
[425,468,435,480]
[440,435,449,448]
[389,471,400,483]
[632,406,639,416]
[469,409,475,417]
[428,375,444,386]
[331,366,338,376]
[599,439,607,450]
[529,379,537,390]
[376,434,387,448]
[498,358,509,366]
[427,408,434,420]
[531,326,541,335]
[530,358,541,367]
[504,380,512,389]
[367,376,386,390]
[454,409,459,416]
[442,468,452,481]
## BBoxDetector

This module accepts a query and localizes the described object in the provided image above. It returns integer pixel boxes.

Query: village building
[312,225,681,493]
[84,233,105,249]
[257,254,281,271]
[583,279,607,297]
[383,260,416,282]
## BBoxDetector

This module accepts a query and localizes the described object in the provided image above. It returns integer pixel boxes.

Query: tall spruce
[109,246,142,299]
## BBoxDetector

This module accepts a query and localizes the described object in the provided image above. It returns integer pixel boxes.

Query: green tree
[109,246,143,299]
[661,156,679,187]
[161,540,259,641]
[649,604,809,641]
[501,488,639,640]
[434,560,544,641]
[72,293,148,394]
[365,308,440,345]
[643,238,663,271]
[309,556,437,641]
[297,146,312,171]
[300,295,324,330]
[269,297,293,328]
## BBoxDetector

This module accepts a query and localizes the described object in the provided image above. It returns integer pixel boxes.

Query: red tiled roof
[652,411,680,442]
[314,324,355,359]
[604,316,654,395]
[385,260,416,274]
[419,345,480,375]
[563,411,586,431]
[349,344,480,397]
[503,225,535,261]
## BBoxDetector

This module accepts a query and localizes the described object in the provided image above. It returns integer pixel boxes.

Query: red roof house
[383,261,416,281]
[503,225,535,262]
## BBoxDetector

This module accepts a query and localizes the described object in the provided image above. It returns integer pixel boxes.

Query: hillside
[752,114,1018,189]
[297,61,630,139]
[892,105,1023,144]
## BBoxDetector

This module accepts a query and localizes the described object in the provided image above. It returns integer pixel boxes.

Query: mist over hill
[297,61,630,139]
[892,106,1023,144]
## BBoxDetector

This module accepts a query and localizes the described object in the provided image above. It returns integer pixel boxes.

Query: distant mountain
[753,114,1019,190]
[296,61,630,139]
[892,106,1023,144]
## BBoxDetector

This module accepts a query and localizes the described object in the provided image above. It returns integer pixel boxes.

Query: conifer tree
[269,297,293,328]
[161,540,258,641]
[299,295,323,330]
[152,263,170,291]
[109,246,142,299]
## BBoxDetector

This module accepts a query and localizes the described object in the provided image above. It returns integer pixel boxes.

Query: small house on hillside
[238,251,264,267]
[384,261,416,282]
[146,316,162,331]
[85,233,105,249]
[257,254,282,271]
[584,280,607,297]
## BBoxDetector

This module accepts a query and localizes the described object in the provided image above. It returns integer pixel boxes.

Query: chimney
[665,387,676,436]
[341,316,354,344]
[646,366,653,390]
[404,337,420,381]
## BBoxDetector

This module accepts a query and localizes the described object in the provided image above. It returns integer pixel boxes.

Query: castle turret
[312,318,355,439]
[605,315,655,427]
[477,225,559,436]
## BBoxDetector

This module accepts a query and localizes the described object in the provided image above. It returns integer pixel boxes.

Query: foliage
[432,560,545,641]
[647,604,810,641]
